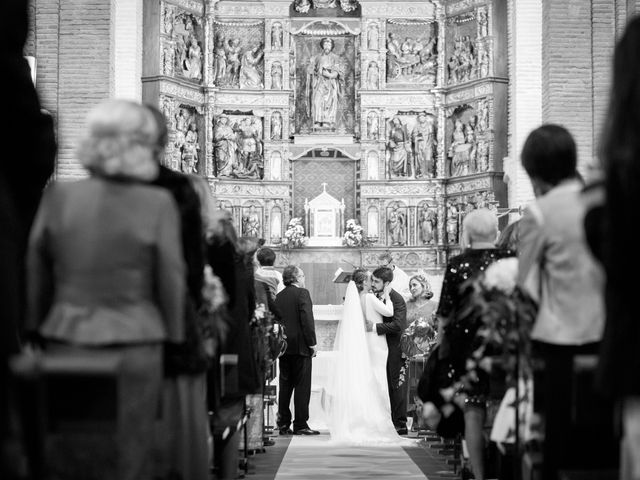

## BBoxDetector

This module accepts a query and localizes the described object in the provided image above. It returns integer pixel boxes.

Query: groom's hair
[282,265,300,286]
[372,266,393,284]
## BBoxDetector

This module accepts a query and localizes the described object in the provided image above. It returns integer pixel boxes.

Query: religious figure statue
[387,205,406,246]
[174,108,189,152]
[412,113,436,178]
[367,23,379,50]
[271,22,283,50]
[163,45,174,75]
[446,202,459,244]
[225,38,242,86]
[477,43,489,78]
[271,62,283,90]
[477,99,489,133]
[449,119,472,176]
[339,0,359,13]
[184,38,202,80]
[307,38,345,128]
[366,61,379,89]
[175,35,188,76]
[419,207,437,245]
[239,42,264,89]
[162,4,174,35]
[478,8,489,37]
[366,111,379,140]
[213,35,227,85]
[181,123,199,173]
[387,116,411,178]
[465,120,477,172]
[271,111,283,140]
[234,117,264,179]
[243,205,261,238]
[214,115,237,177]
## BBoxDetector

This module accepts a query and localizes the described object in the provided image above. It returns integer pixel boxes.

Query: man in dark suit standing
[366,266,408,434]
[275,266,319,435]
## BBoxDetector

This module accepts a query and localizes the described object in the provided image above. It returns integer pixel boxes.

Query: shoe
[263,439,275,446]
[396,427,409,435]
[293,428,320,435]
[278,427,293,435]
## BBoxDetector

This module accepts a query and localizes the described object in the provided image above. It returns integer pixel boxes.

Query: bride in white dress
[325,271,412,446]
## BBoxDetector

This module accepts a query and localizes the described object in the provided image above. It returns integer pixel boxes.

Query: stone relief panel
[417,201,437,245]
[292,0,361,16]
[213,113,264,179]
[386,20,438,87]
[386,112,437,179]
[446,11,491,85]
[445,190,498,245]
[212,20,264,89]
[386,201,408,247]
[169,105,201,174]
[242,201,263,238]
[293,34,357,134]
[169,11,204,82]
[446,104,485,177]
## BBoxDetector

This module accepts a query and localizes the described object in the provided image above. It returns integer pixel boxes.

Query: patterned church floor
[249,431,458,480]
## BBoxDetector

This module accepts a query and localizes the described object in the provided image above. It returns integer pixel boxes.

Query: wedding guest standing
[145,106,209,480]
[256,247,284,297]
[518,124,613,479]
[406,274,437,327]
[275,266,319,435]
[431,208,513,480]
[585,16,640,480]
[378,251,411,300]
[26,100,185,480]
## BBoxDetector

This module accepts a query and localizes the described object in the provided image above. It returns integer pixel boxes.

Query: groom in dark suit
[275,266,319,435]
[366,266,408,434]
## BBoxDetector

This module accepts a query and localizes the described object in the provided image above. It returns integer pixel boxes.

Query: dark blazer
[275,285,316,356]
[375,288,407,354]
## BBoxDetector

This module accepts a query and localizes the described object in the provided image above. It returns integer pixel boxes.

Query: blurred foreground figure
[1,0,56,475]
[26,100,186,480]
[585,15,640,480]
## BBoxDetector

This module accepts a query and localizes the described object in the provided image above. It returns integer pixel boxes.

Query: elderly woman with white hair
[26,99,186,479]
[420,208,513,480]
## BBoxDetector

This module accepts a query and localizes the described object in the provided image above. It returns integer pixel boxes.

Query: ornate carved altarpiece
[142,0,509,273]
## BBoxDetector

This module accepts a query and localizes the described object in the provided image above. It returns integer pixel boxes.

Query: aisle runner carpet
[274,433,430,479]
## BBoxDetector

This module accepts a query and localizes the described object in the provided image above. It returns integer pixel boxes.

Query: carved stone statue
[225,38,242,86]
[163,45,174,75]
[477,99,489,133]
[387,116,411,177]
[367,23,379,50]
[174,108,189,153]
[477,43,489,78]
[307,37,345,128]
[419,207,437,244]
[478,8,489,37]
[234,117,264,179]
[412,113,436,178]
[239,42,264,89]
[294,0,311,13]
[366,111,379,140]
[271,111,283,140]
[366,61,379,89]
[242,205,261,238]
[214,115,237,177]
[339,0,359,13]
[446,202,459,244]
[271,62,283,90]
[449,119,472,176]
[387,205,406,246]
[181,123,199,173]
[213,35,227,85]
[162,4,174,35]
[184,38,202,81]
[271,22,283,49]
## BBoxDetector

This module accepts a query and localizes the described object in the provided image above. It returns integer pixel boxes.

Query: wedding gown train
[325,281,414,446]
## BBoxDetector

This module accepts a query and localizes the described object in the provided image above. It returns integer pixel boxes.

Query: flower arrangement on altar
[342,218,369,247]
[282,217,307,249]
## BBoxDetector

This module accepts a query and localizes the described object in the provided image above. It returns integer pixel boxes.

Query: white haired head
[461,208,499,245]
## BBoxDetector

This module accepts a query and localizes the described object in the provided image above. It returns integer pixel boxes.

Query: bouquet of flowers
[282,217,307,249]
[401,314,437,358]
[250,303,286,376]
[342,219,368,247]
